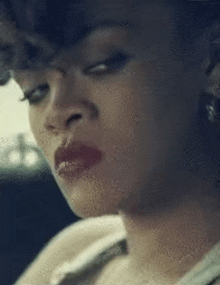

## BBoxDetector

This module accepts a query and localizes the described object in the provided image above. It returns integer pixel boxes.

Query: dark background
[0,133,80,285]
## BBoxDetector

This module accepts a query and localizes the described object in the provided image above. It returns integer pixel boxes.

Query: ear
[203,38,220,98]
[196,22,220,96]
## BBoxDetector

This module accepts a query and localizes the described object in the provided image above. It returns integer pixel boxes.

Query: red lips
[54,140,103,179]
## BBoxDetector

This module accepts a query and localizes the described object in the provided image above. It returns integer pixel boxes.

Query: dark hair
[0,0,220,85]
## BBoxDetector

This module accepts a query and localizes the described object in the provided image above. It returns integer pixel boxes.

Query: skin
[14,1,220,284]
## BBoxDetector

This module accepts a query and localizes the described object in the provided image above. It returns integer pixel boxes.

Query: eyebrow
[45,20,134,69]
[13,20,134,76]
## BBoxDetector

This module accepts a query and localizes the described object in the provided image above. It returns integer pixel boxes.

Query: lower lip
[56,158,100,180]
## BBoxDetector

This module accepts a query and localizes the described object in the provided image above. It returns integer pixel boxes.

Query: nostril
[73,114,82,120]
[67,114,82,125]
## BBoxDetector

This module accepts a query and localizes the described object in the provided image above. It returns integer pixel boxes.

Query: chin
[55,184,119,219]
[68,193,120,219]
[52,170,125,218]
[67,201,119,219]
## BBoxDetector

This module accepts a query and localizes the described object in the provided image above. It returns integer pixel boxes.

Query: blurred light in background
[8,149,39,167]
[1,132,44,169]
[0,80,50,177]
[25,151,39,166]
[9,150,21,165]
[0,79,33,138]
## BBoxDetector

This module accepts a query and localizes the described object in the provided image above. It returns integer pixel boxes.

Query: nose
[43,68,99,134]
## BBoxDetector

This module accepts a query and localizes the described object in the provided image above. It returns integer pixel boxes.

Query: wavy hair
[0,0,220,85]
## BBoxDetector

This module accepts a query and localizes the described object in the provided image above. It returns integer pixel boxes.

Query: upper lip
[54,140,103,171]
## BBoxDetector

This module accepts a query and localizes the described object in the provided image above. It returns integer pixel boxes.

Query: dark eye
[83,52,130,76]
[19,83,50,104]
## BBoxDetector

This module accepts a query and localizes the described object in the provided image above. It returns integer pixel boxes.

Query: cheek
[28,107,37,139]
[101,70,158,173]
[28,107,46,150]
[29,107,57,168]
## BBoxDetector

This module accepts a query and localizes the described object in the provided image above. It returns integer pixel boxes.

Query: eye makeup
[83,51,132,75]
[20,83,50,104]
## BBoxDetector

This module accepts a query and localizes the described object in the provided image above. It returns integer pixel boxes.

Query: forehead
[75,0,172,52]
[10,0,174,80]
[85,0,169,25]
[83,0,173,49]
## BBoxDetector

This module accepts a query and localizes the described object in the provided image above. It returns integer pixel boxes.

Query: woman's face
[14,0,208,218]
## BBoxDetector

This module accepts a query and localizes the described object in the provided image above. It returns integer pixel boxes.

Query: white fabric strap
[176,242,220,285]
[50,231,127,285]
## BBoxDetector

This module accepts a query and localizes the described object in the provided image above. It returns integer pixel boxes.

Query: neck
[118,194,220,284]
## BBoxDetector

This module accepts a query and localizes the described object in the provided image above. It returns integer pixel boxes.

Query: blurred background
[0,79,80,285]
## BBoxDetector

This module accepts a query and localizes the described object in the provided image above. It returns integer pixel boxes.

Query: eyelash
[19,52,130,104]
[83,52,130,75]
[19,84,50,104]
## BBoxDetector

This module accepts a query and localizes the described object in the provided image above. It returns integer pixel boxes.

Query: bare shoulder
[14,215,125,285]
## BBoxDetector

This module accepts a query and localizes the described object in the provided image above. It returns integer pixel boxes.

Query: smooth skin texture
[14,1,220,284]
